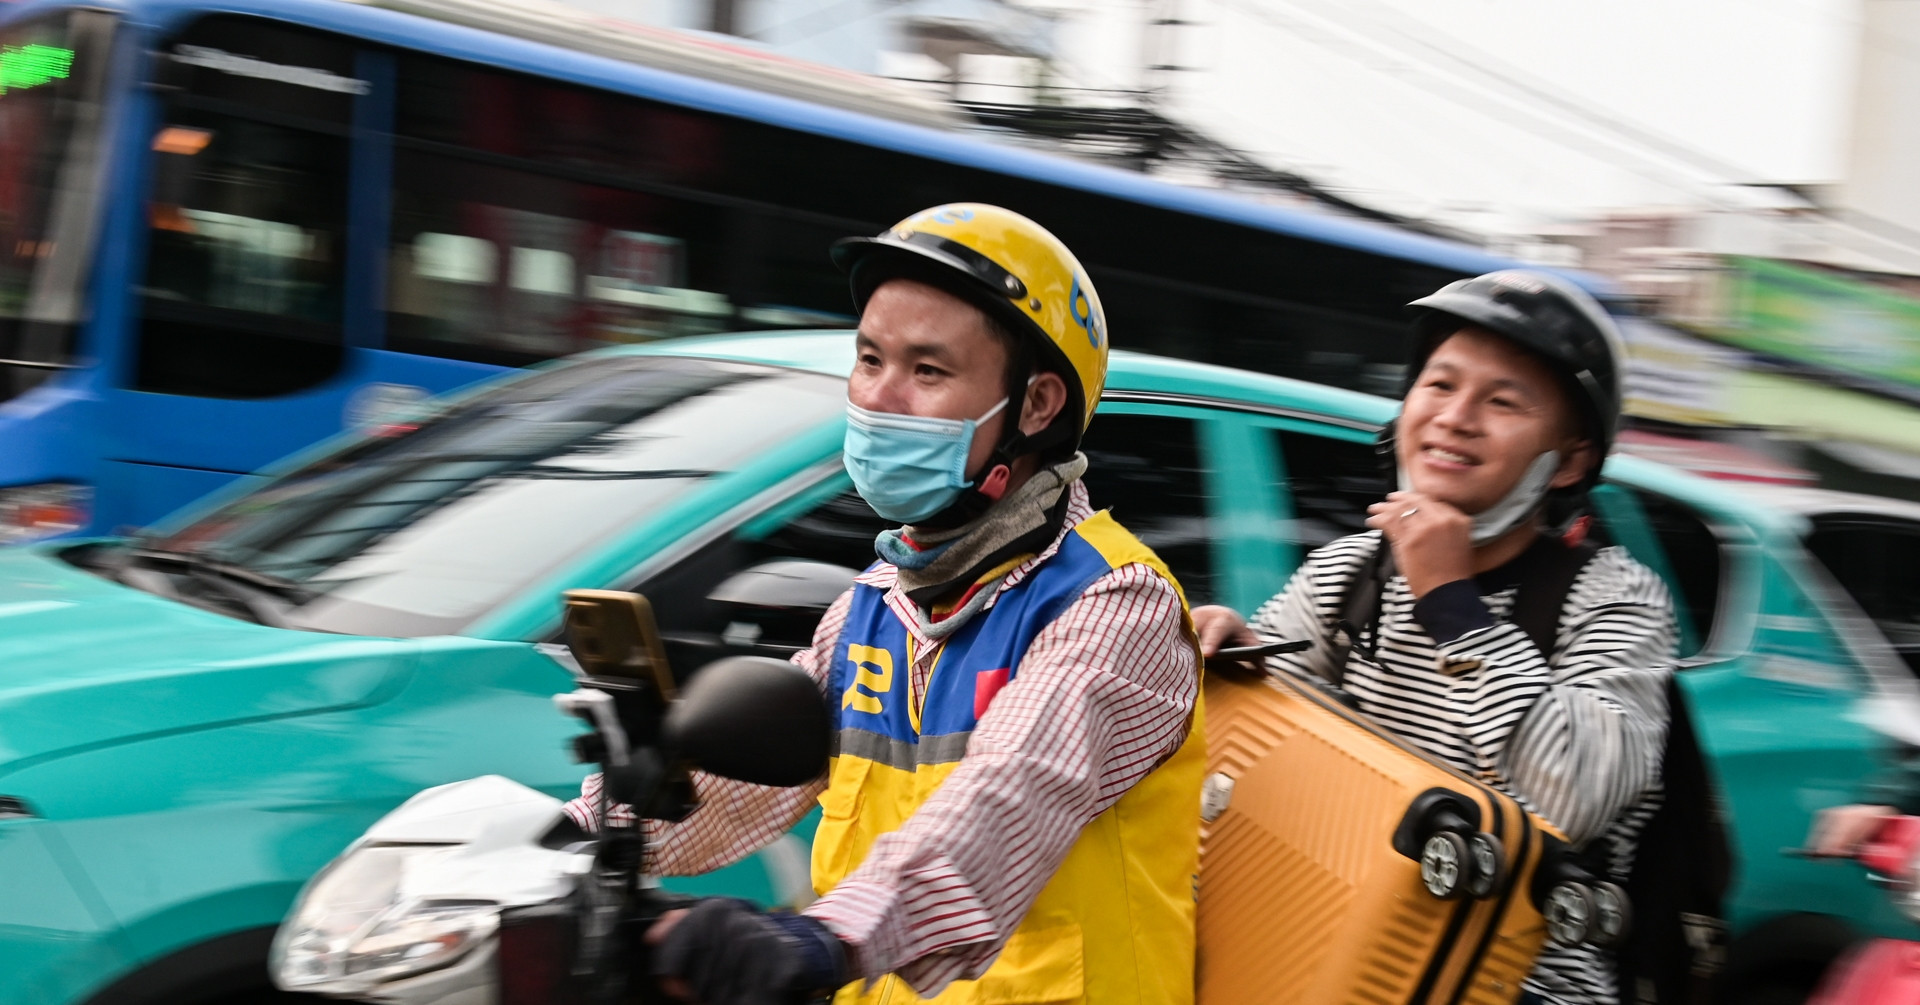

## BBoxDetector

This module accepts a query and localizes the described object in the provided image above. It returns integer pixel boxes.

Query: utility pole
[709,0,738,35]
[1141,0,1192,109]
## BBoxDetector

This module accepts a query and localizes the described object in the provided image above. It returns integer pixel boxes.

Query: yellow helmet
[832,203,1108,447]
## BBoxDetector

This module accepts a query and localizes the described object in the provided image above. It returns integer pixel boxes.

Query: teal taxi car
[0,331,1911,1004]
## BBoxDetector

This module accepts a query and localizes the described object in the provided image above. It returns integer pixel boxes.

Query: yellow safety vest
[814,511,1205,1005]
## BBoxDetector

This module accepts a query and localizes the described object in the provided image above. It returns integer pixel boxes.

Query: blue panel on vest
[829,527,1120,754]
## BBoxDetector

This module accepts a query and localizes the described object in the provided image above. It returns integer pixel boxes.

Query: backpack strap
[1331,535,1600,680]
[1330,537,1392,687]
[1509,538,1601,656]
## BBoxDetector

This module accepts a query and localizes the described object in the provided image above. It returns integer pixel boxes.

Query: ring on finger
[1401,507,1419,518]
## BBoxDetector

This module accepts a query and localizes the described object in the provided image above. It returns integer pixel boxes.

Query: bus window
[396,51,725,191]
[136,18,355,398]
[0,10,111,402]
[389,53,865,361]
[730,214,859,331]
[387,53,760,365]
[385,151,734,365]
[1095,270,1410,398]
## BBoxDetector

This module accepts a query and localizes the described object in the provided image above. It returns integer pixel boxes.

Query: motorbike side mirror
[664,656,830,787]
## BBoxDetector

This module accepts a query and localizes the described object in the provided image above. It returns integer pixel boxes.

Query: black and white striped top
[1250,530,1676,1005]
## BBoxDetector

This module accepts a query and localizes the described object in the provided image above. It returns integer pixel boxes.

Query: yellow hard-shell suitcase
[1197,668,1619,1005]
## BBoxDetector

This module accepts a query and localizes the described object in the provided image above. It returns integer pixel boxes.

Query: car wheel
[1719,912,1861,1005]
[194,989,307,1005]
[81,927,286,1005]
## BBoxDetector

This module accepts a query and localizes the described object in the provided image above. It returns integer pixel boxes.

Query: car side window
[620,413,1221,665]
[1590,483,1721,657]
[1080,413,1215,605]
[619,482,889,667]
[1270,429,1388,553]
[1804,518,1920,676]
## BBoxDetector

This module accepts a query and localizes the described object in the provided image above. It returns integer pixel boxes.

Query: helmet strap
[911,403,1075,530]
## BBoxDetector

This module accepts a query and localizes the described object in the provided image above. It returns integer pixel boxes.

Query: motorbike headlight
[272,844,499,993]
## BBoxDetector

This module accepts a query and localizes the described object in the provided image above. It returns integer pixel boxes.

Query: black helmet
[1405,269,1626,493]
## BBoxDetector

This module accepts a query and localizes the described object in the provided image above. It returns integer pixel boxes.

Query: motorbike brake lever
[556,690,632,768]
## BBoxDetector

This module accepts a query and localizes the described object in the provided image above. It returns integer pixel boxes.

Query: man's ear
[1020,372,1070,436]
[1550,439,1597,489]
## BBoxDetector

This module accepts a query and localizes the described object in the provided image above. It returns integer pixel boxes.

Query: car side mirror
[664,656,831,788]
[709,558,859,612]
[706,559,860,654]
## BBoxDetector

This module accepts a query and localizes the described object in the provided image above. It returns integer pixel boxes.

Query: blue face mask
[843,397,1009,524]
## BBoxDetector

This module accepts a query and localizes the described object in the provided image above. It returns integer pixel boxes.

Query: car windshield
[138,354,845,636]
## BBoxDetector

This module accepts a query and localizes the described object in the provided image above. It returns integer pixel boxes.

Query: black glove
[653,897,849,1005]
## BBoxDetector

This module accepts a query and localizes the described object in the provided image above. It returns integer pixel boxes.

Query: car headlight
[272,843,499,994]
[0,482,89,543]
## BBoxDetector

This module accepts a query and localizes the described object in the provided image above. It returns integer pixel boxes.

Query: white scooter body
[271,775,593,1005]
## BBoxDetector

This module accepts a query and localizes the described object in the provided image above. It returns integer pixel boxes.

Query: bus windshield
[0,10,110,401]
[125,354,845,637]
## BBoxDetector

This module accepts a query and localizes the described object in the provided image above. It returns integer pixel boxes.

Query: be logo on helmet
[1070,272,1104,349]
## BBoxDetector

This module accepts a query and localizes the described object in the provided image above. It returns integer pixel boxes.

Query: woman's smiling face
[1395,326,1593,516]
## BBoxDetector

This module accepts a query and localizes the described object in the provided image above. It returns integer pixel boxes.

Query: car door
[1079,406,1226,607]
[1202,412,1389,614]
[1801,513,1920,678]
[1591,476,1920,986]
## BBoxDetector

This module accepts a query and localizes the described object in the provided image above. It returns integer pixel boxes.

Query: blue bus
[0,0,1561,542]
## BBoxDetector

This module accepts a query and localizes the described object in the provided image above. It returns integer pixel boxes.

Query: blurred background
[10,4,1920,1002]
[549,0,1920,501]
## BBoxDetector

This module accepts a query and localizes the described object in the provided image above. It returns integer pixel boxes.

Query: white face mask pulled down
[1399,449,1561,546]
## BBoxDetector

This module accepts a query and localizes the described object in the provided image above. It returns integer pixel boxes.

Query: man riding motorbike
[566,203,1206,1005]
[1192,271,1676,1005]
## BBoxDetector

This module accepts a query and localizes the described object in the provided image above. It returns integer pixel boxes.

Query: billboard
[1713,255,1920,391]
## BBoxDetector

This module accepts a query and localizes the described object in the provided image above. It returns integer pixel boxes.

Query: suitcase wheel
[1421,831,1471,899]
[1466,832,1507,899]
[1588,880,1632,948]
[1544,881,1596,946]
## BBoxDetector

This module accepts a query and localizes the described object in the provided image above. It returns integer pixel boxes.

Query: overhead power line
[1210,0,1750,204]
[1213,0,1920,269]
[746,0,884,45]
[1292,0,1767,185]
